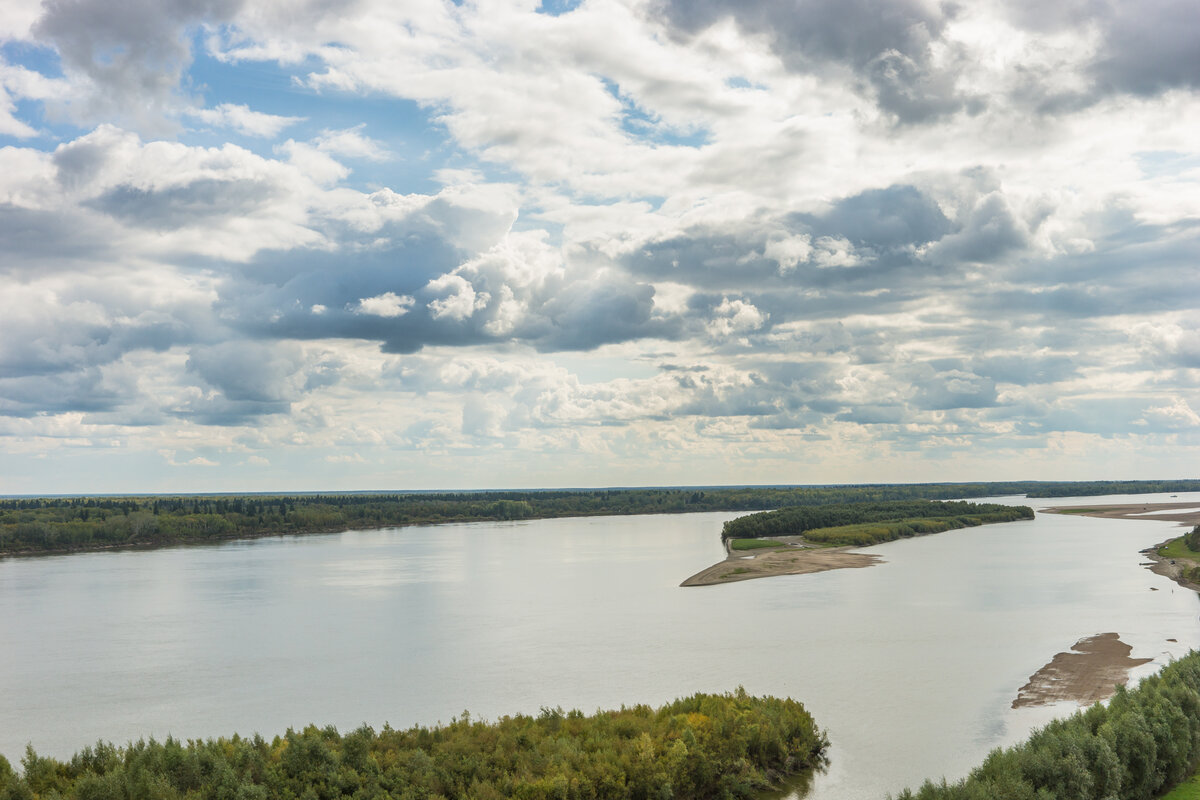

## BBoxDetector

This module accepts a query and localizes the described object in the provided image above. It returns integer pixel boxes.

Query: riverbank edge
[1141,539,1200,593]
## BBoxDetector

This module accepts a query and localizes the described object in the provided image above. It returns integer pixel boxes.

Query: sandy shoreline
[680,540,882,586]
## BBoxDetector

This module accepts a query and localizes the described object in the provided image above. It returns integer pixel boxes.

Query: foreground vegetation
[720,501,1033,546]
[897,649,1200,800]
[0,691,826,800]
[0,479,1185,556]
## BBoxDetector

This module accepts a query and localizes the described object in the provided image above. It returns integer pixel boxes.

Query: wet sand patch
[1012,633,1152,708]
[680,545,882,586]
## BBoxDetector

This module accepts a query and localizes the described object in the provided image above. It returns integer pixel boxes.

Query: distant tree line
[720,501,1034,545]
[0,690,827,800]
[0,480,1186,556]
[897,649,1200,800]
[1022,479,1200,497]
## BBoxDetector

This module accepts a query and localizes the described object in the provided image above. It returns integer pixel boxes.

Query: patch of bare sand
[680,545,882,586]
[1042,502,1200,525]
[1012,633,1152,708]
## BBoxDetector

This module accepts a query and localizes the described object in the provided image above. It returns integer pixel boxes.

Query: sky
[0,0,1198,494]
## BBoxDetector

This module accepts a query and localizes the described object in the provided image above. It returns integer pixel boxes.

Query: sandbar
[1012,633,1152,708]
[680,541,882,587]
[1042,502,1200,525]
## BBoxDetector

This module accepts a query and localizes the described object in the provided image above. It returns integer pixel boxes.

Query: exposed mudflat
[1012,633,1152,708]
[680,544,882,586]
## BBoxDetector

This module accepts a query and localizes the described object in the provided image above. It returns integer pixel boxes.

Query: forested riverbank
[897,649,1200,800]
[0,691,826,800]
[0,481,1177,556]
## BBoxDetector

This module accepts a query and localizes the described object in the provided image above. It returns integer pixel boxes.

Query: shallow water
[2,492,1198,800]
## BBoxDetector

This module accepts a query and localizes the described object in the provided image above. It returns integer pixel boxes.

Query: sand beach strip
[1042,502,1200,525]
[680,542,882,586]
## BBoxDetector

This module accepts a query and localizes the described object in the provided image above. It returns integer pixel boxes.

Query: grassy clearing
[1163,772,1200,800]
[1056,507,1102,514]
[1158,536,1200,562]
[730,538,783,551]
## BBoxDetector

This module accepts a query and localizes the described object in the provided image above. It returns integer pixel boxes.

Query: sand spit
[680,543,882,586]
[1042,502,1200,525]
[1012,633,1152,708]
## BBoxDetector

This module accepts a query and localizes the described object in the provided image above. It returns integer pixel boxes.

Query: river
[2,492,1198,799]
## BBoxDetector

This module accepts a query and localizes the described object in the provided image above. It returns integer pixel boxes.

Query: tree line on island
[0,691,826,800]
[721,501,1034,547]
[2,480,1191,556]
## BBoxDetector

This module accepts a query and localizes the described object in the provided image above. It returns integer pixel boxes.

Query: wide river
[3,492,1200,799]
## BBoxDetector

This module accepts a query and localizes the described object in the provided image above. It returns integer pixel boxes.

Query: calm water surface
[2,492,1199,800]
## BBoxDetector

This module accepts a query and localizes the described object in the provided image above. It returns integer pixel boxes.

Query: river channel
[2,492,1199,799]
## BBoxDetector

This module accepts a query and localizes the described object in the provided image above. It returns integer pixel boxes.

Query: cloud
[33,0,244,132]
[426,274,488,322]
[313,124,390,161]
[160,449,219,467]
[1091,1,1200,97]
[0,61,71,137]
[186,103,305,137]
[354,292,415,318]
[806,184,954,251]
[16,125,327,262]
[1130,322,1200,368]
[652,0,973,122]
[1,0,1199,487]
[925,192,1027,264]
[186,342,303,403]
[912,369,999,410]
[707,297,767,337]
[0,366,136,417]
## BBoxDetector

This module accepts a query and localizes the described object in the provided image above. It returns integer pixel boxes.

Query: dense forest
[719,501,1034,545]
[0,479,1187,556]
[0,691,826,800]
[897,649,1200,800]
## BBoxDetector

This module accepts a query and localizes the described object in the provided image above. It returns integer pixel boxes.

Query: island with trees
[682,500,1034,585]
